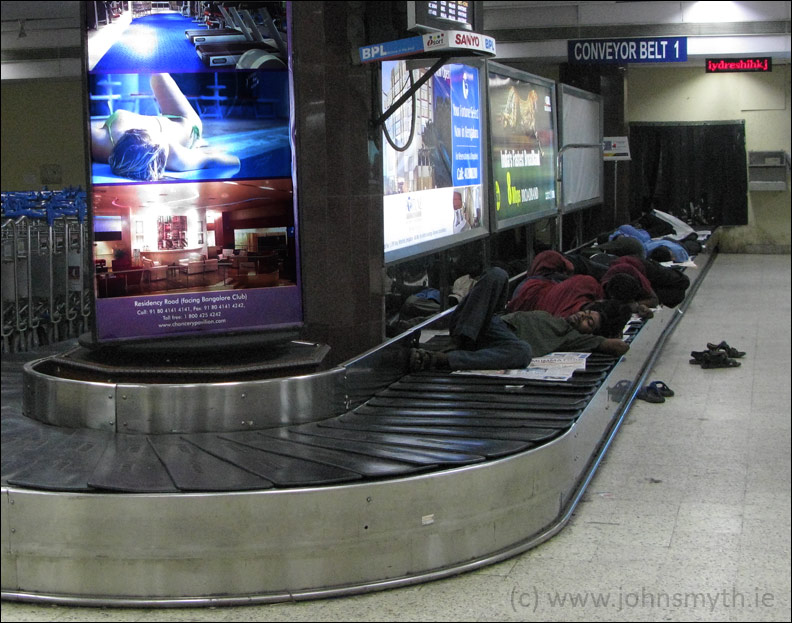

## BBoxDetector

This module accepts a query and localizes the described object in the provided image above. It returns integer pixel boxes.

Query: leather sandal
[700,350,741,369]
[707,341,745,358]
[690,350,710,365]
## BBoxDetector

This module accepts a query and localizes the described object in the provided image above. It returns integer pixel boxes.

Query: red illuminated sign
[706,57,772,73]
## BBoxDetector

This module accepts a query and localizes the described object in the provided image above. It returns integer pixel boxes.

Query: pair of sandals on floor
[690,341,745,369]
[610,379,673,403]
[636,380,674,403]
[637,341,745,403]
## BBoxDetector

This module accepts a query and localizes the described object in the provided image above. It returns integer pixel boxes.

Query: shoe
[409,348,429,372]
[690,350,710,365]
[409,348,449,372]
[691,349,738,368]
[648,381,674,397]
[636,385,665,403]
[700,350,741,369]
[706,341,745,358]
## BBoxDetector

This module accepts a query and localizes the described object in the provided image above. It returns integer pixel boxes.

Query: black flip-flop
[648,381,674,397]
[608,379,632,401]
[637,385,665,403]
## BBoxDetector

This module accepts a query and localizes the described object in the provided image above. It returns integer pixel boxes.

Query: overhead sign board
[360,30,496,63]
[360,36,425,62]
[568,37,687,64]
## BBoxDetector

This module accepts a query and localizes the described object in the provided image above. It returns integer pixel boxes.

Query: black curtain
[629,122,747,226]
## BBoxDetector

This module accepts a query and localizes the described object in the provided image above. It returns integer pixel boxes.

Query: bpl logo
[361,45,386,60]
[485,38,495,51]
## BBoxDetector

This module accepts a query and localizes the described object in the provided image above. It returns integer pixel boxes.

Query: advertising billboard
[382,59,488,263]
[85,2,300,344]
[486,63,558,231]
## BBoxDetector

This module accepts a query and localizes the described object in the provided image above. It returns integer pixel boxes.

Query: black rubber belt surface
[1,352,623,493]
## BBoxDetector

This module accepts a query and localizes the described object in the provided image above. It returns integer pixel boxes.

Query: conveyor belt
[0,246,715,606]
[0,350,622,494]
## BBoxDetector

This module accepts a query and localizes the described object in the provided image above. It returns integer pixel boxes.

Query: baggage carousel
[1,249,714,606]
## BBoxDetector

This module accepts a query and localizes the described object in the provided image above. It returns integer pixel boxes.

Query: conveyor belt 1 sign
[568,37,687,64]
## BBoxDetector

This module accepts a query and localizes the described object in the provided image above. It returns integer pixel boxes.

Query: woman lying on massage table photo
[90,73,240,181]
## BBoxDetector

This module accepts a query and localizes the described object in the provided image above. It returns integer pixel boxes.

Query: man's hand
[633,303,654,319]
[597,338,630,356]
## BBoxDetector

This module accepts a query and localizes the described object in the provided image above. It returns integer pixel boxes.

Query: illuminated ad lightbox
[382,59,489,264]
[486,63,558,231]
[85,2,301,343]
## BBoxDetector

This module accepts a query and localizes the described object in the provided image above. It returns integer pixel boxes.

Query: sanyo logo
[454,33,480,46]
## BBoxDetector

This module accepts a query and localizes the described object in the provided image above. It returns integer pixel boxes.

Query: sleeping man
[409,267,632,372]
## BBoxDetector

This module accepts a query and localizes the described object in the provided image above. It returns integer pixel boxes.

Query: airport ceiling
[483,0,791,64]
[1,0,790,79]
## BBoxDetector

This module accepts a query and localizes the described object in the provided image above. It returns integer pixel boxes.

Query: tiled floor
[2,253,790,622]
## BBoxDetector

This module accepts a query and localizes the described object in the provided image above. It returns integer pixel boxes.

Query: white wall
[627,64,791,251]
[0,78,88,190]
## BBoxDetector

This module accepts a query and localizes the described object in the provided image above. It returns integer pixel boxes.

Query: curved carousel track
[1,250,715,606]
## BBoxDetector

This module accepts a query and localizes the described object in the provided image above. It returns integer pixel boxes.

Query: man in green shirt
[410,267,631,372]
[500,308,626,357]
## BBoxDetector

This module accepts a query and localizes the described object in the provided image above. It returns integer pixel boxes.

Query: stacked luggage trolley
[1,189,90,354]
[1,238,715,606]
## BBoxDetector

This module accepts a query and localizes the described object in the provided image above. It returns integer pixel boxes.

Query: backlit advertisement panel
[487,63,558,230]
[85,2,300,344]
[382,59,488,263]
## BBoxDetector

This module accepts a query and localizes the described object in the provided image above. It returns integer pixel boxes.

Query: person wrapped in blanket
[90,74,239,181]
[572,237,691,308]
[506,250,658,320]
[607,225,692,263]
[599,256,659,317]
[507,250,603,317]
[409,267,632,372]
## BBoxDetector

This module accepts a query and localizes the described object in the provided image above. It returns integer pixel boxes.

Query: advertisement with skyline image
[382,59,488,263]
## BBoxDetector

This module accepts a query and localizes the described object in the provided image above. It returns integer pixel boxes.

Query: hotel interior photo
[91,179,296,298]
